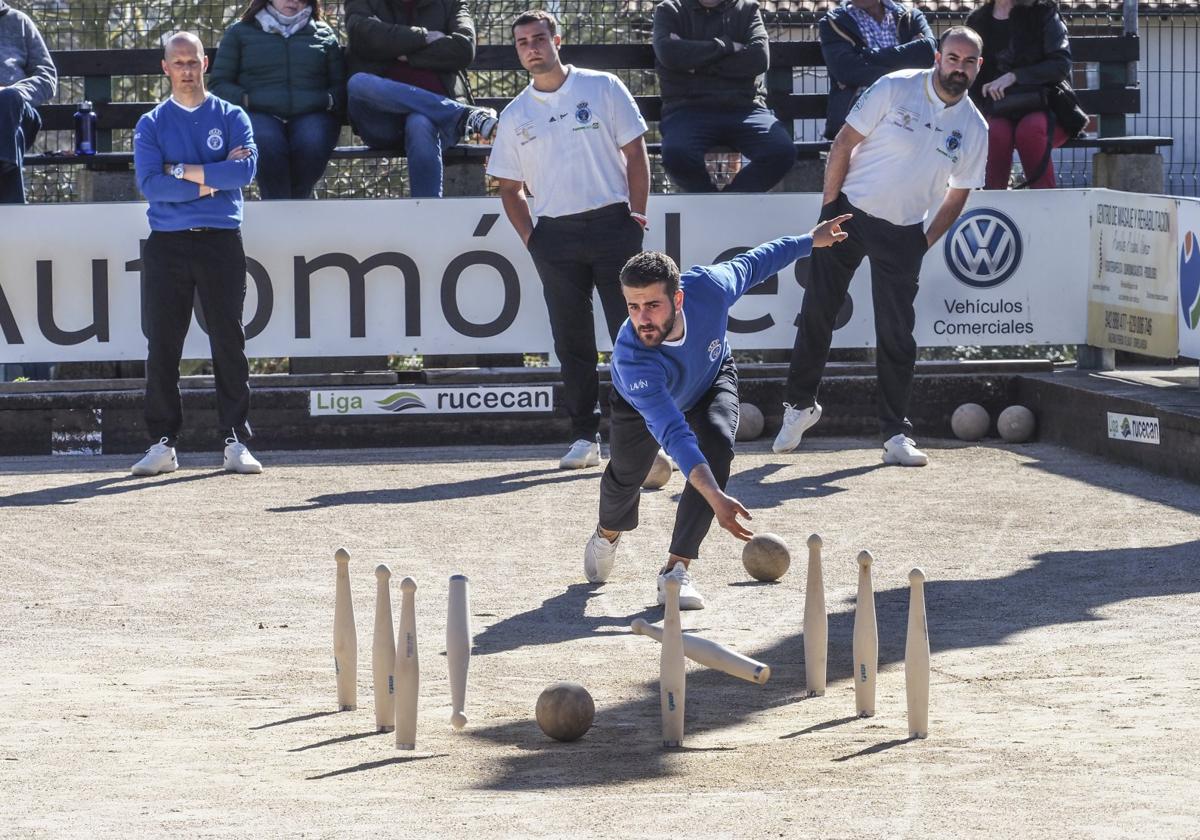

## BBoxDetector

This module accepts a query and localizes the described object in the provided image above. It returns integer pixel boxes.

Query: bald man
[131,32,262,476]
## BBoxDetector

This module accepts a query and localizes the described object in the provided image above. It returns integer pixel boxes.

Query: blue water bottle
[74,100,97,156]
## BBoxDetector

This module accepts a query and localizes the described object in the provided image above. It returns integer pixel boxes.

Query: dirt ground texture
[1,438,1198,839]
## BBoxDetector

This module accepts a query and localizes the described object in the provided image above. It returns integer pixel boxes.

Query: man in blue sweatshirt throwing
[131,32,262,476]
[584,215,851,609]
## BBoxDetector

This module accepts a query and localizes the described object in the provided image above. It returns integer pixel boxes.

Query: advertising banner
[0,191,1092,363]
[1176,196,1200,359]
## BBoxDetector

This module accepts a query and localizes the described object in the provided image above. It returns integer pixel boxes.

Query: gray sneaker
[462,106,498,142]
[131,438,177,476]
[583,527,620,583]
[772,401,822,454]
[657,563,705,610]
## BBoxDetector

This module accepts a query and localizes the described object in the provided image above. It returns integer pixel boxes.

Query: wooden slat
[1067,34,1140,63]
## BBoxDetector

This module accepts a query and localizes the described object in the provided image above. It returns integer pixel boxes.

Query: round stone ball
[535,682,595,742]
[951,403,990,442]
[741,533,791,582]
[736,403,765,441]
[642,450,672,489]
[997,405,1036,443]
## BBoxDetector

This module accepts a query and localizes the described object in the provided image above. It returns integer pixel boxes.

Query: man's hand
[199,185,217,197]
[810,214,852,248]
[711,491,754,541]
[425,30,445,44]
[982,72,1017,100]
[227,145,252,161]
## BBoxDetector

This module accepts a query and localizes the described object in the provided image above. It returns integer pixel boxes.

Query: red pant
[985,112,1070,190]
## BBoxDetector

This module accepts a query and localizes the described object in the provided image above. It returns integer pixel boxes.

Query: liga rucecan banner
[0,191,1092,363]
[1177,196,1200,360]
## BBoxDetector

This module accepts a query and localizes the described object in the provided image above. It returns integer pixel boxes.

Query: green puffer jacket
[209,18,346,119]
[344,0,475,102]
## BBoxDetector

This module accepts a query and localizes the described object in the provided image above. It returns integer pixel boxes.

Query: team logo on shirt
[707,339,722,361]
[936,129,962,163]
[516,120,538,145]
[891,107,918,131]
[629,379,649,392]
[206,128,224,151]
[575,101,591,124]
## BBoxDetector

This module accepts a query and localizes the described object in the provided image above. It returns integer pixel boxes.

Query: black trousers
[599,357,739,560]
[142,229,252,445]
[0,88,40,204]
[784,193,927,438]
[527,202,644,440]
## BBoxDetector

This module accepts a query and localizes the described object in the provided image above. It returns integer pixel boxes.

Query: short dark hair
[511,9,558,37]
[620,251,680,298]
[939,25,983,53]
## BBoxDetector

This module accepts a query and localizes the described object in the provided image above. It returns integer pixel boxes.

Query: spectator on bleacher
[487,9,650,470]
[0,1,56,204]
[967,0,1073,189]
[344,0,497,198]
[209,0,345,200]
[652,0,794,193]
[131,32,262,477]
[819,0,935,140]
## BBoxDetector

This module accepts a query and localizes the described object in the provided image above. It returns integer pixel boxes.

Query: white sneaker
[657,563,705,610]
[223,438,263,474]
[583,527,620,583]
[560,438,600,469]
[131,437,177,476]
[772,401,822,454]
[882,434,928,467]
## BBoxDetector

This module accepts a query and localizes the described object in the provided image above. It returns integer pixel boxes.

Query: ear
[161,59,169,76]
[674,289,684,310]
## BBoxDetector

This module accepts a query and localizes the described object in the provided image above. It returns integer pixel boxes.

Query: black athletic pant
[784,193,927,439]
[527,202,644,440]
[142,228,252,446]
[599,357,739,560]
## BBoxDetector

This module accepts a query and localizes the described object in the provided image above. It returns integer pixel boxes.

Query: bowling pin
[803,533,827,697]
[372,564,396,732]
[660,576,686,748]
[631,619,770,685]
[852,550,878,718]
[446,574,471,730]
[333,548,357,712]
[905,568,930,739]
[395,577,419,750]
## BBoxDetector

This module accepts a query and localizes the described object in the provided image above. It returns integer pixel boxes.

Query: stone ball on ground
[951,403,990,442]
[642,450,672,489]
[741,532,791,582]
[535,682,595,742]
[736,403,764,441]
[997,405,1036,443]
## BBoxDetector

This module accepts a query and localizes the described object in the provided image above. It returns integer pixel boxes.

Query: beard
[939,68,971,96]
[636,310,677,348]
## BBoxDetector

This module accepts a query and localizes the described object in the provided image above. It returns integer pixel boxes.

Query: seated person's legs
[984,116,1017,189]
[722,107,796,193]
[285,111,342,199]
[246,112,291,200]
[346,73,408,149]
[403,112,448,198]
[0,88,37,204]
[659,107,721,193]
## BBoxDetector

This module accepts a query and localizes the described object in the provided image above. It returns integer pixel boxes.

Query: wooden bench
[25,37,1170,175]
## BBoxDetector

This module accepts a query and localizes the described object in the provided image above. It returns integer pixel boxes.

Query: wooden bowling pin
[905,568,930,739]
[446,574,471,730]
[660,576,686,748]
[372,564,396,733]
[333,548,357,712]
[803,533,827,697]
[630,619,770,685]
[394,577,419,750]
[852,550,878,718]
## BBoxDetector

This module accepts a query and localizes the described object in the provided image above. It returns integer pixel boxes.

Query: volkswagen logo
[944,208,1023,288]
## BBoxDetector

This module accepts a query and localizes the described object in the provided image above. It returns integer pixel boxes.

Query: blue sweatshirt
[611,235,814,478]
[133,94,257,231]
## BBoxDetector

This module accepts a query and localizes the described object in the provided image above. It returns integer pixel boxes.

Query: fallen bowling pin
[446,574,471,730]
[852,550,878,718]
[905,568,930,739]
[394,577,419,750]
[631,618,770,685]
[803,533,827,697]
[333,548,357,712]
[372,564,396,732]
[660,576,686,748]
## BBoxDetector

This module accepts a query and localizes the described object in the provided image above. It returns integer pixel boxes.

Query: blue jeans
[0,87,41,204]
[346,72,466,198]
[659,105,795,193]
[248,110,340,199]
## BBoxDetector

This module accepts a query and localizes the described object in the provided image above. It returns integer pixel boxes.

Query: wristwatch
[171,163,186,180]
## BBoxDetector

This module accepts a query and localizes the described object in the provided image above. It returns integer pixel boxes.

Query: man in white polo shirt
[773,26,987,467]
[488,9,651,470]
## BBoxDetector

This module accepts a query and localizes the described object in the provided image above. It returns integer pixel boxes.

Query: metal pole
[1124,0,1138,93]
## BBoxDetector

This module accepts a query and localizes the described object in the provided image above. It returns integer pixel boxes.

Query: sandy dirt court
[1,438,1198,838]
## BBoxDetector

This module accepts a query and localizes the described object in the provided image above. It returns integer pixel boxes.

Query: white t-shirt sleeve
[608,75,648,148]
[949,128,988,190]
[844,75,894,137]
[485,111,524,181]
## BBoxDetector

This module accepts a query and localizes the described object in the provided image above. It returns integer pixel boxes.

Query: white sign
[1176,196,1200,359]
[309,385,554,416]
[1106,411,1161,444]
[0,191,1092,364]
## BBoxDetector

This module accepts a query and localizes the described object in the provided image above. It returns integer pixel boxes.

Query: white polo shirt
[486,66,648,219]
[841,68,987,227]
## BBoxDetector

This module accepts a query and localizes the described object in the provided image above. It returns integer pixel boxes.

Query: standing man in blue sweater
[130,32,262,476]
[583,215,851,609]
